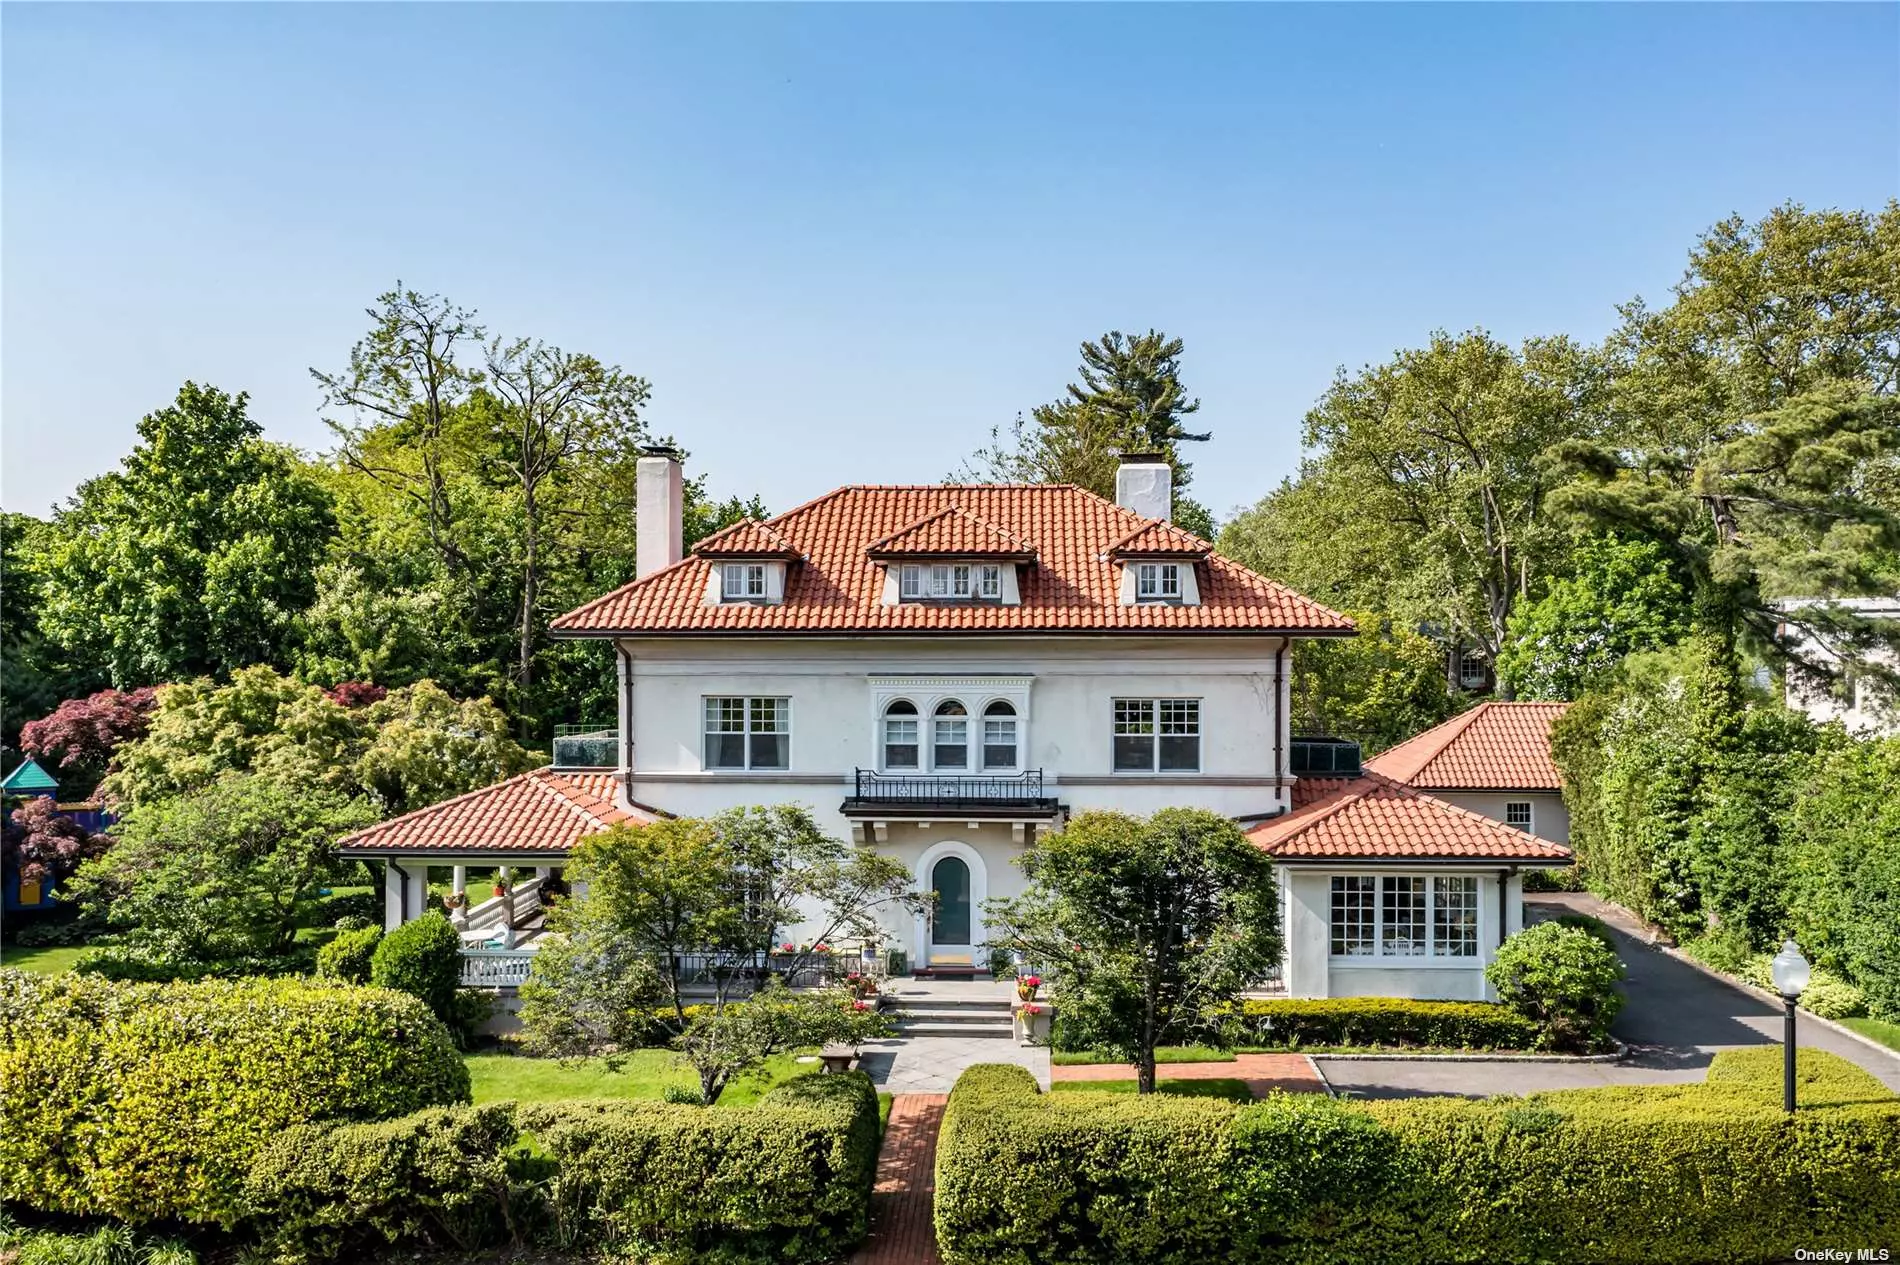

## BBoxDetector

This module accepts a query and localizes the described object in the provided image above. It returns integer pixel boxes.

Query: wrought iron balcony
[842,768,1059,816]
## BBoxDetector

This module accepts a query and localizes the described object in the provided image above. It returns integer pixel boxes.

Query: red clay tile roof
[1106,519,1213,559]
[865,506,1038,560]
[552,484,1352,636]
[337,768,644,856]
[1366,701,1570,791]
[1250,772,1572,862]
[692,519,805,559]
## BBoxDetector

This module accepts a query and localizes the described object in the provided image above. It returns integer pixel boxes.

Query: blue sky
[4,3,1895,522]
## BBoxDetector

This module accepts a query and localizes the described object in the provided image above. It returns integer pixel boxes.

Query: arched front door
[927,853,975,967]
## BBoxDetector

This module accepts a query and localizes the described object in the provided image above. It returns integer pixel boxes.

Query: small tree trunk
[1137,1049,1157,1094]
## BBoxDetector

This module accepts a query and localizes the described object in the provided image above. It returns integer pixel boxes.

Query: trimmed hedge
[370,912,461,1022]
[1224,997,1540,1050]
[0,969,469,1227]
[523,1070,881,1263]
[243,1071,881,1264]
[934,1050,1900,1264]
[315,924,383,983]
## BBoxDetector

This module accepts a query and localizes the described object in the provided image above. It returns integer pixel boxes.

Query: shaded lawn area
[1050,1078,1256,1103]
[1052,1045,1235,1066]
[466,1050,825,1107]
[0,945,84,974]
[1842,1016,1900,1054]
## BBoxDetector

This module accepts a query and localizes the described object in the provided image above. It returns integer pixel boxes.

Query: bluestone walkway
[1317,891,1900,1099]
[851,1094,947,1265]
[855,1034,1050,1094]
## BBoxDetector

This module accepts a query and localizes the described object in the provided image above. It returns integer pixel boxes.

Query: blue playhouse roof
[1,758,60,795]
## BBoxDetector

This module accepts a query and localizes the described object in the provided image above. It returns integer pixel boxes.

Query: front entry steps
[889,992,1016,1040]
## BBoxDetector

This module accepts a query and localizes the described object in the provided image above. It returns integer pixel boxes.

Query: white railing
[460,949,537,988]
[454,876,544,933]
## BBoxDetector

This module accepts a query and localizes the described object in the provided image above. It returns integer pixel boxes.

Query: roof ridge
[1365,704,1488,783]
[340,766,558,846]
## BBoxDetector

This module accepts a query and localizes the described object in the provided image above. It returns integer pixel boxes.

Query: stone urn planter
[1012,1001,1054,1046]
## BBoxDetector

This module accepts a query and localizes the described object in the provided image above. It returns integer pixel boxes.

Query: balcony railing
[553,724,617,769]
[844,768,1058,814]
[1289,734,1363,777]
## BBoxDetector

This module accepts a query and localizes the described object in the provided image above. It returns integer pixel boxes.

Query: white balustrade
[459,949,537,988]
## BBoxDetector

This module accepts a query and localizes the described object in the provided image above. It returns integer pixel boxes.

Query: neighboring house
[342,450,1572,1000]
[1365,701,1572,844]
[1777,597,1900,735]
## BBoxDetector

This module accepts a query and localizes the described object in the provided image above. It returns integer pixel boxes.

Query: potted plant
[1012,1000,1053,1046]
[1016,973,1042,1002]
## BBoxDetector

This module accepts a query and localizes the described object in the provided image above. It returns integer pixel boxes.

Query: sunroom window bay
[1329,874,1479,958]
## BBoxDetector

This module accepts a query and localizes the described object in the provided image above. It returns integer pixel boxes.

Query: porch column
[451,866,467,895]
[535,866,553,881]
[382,860,406,932]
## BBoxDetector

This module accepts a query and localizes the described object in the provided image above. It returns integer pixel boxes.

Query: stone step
[897,1022,1018,1039]
[897,1008,1013,1025]
[880,997,1015,1013]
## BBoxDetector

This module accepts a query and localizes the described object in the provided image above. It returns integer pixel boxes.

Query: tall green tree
[964,330,1216,535]
[1,511,108,748]
[1288,610,1456,753]
[34,383,336,686]
[984,808,1281,1094]
[1224,332,1604,682]
[1496,537,1692,701]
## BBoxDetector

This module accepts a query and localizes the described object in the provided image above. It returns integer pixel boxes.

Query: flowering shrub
[19,686,159,794]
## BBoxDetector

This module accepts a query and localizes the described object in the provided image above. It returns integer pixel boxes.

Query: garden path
[851,1093,947,1265]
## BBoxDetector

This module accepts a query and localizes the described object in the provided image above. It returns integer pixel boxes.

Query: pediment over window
[693,519,804,560]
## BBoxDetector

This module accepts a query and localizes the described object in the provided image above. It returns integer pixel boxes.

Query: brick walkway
[852,1093,948,1265]
[1049,1051,1325,1096]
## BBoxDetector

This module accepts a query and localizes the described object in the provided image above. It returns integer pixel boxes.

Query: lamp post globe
[1770,939,1809,1113]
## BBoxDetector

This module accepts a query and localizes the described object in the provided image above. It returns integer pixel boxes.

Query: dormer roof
[1105,519,1214,560]
[692,519,804,560]
[866,506,1038,562]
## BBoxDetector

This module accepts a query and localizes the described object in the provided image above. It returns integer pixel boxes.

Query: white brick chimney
[636,447,684,579]
[1114,452,1172,521]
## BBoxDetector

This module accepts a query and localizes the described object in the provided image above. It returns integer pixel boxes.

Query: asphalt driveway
[1315,891,1900,1099]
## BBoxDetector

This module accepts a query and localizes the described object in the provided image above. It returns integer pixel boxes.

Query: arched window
[982,700,1018,770]
[883,700,919,770]
[933,700,968,770]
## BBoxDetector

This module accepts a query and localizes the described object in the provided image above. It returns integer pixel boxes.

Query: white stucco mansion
[340,451,1571,1001]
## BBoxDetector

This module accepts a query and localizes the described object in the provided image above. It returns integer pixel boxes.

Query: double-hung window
[982,701,1018,769]
[933,701,969,769]
[703,696,790,770]
[1112,698,1200,772]
[1505,801,1533,831]
[722,564,767,601]
[882,701,920,769]
[1329,875,1479,958]
[1135,562,1182,601]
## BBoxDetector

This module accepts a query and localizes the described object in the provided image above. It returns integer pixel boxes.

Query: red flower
[781,942,797,953]
[850,999,872,1012]
[1020,974,1042,988]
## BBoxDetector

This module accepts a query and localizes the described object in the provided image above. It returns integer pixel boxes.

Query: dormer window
[1136,562,1182,602]
[722,563,767,601]
[898,563,1003,602]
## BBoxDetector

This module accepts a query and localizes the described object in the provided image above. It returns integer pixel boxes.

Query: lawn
[0,945,83,974]
[466,1049,824,1107]
[1841,1016,1900,1054]
[1050,1078,1256,1102]
[1051,1045,1236,1066]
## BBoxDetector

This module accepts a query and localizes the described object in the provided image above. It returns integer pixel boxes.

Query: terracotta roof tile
[692,519,804,559]
[1106,519,1213,559]
[865,506,1038,559]
[1250,772,1572,862]
[1366,701,1570,790]
[553,484,1352,636]
[337,768,642,856]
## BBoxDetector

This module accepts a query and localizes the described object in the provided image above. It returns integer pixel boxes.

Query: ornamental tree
[1,797,109,886]
[18,687,159,797]
[985,807,1282,1093]
[1486,921,1626,1051]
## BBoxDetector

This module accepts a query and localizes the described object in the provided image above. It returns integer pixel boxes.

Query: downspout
[390,860,413,923]
[1273,642,1286,794]
[618,644,635,803]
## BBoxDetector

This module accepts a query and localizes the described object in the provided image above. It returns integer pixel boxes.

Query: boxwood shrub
[0,969,469,1227]
[1223,997,1541,1050]
[315,924,383,983]
[369,911,462,1022]
[523,1070,880,1264]
[243,1071,880,1264]
[935,1049,1900,1265]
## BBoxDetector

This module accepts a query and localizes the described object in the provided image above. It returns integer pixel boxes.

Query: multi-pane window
[703,697,790,770]
[1329,875,1481,958]
[722,564,766,600]
[1432,876,1479,957]
[933,701,969,769]
[982,701,1018,770]
[883,701,920,769]
[1505,802,1533,830]
[1458,650,1488,689]
[1112,698,1201,772]
[1330,876,1376,956]
[1135,562,1182,600]
[898,563,1002,600]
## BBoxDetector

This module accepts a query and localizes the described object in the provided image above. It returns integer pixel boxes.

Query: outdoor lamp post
[1769,938,1811,1113]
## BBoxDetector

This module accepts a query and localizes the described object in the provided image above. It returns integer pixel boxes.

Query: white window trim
[702,695,792,772]
[1328,873,1484,965]
[897,562,1005,602]
[722,563,767,601]
[868,678,1034,774]
[1504,801,1534,832]
[881,702,921,772]
[1110,696,1202,774]
[1136,562,1182,601]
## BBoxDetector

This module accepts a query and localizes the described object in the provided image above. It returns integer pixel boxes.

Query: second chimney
[1114,452,1173,521]
[636,447,684,579]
